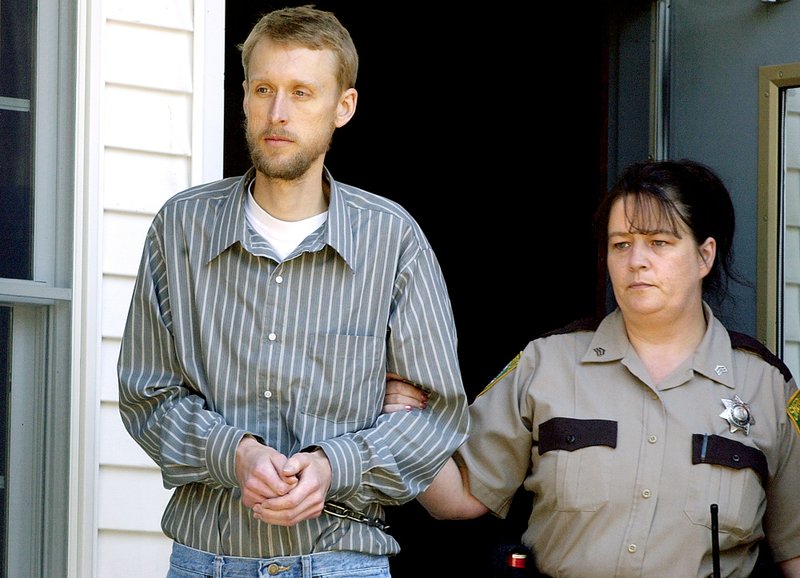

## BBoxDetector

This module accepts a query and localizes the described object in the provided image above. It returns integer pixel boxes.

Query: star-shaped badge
[720,395,755,435]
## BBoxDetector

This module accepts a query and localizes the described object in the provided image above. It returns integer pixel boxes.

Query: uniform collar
[582,302,735,390]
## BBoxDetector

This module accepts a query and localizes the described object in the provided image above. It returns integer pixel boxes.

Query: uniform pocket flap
[538,417,618,455]
[691,434,768,484]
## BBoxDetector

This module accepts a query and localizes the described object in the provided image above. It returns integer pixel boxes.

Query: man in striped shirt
[117,6,469,577]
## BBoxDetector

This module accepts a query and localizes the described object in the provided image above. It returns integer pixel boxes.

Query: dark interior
[224,3,610,575]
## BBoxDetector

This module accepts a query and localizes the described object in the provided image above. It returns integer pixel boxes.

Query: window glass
[0,0,35,280]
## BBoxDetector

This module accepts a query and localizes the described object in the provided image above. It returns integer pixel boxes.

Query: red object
[508,553,527,569]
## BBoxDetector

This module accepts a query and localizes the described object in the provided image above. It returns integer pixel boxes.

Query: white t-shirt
[245,185,328,261]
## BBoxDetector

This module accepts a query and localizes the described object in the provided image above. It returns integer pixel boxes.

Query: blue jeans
[167,542,391,578]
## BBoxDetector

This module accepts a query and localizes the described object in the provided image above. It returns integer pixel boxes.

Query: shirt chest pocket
[685,434,767,540]
[538,417,618,512]
[297,333,384,428]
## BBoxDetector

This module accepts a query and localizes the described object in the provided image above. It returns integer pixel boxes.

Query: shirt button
[628,544,637,553]
[275,275,283,284]
[648,434,657,444]
[264,390,272,399]
[268,332,277,341]
[642,489,651,498]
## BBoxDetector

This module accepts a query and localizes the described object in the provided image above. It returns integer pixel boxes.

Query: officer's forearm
[780,555,800,577]
[417,457,488,520]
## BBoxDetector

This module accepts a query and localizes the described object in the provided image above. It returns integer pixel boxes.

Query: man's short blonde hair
[238,4,359,93]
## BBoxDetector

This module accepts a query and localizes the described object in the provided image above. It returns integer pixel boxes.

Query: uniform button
[264,390,272,399]
[642,489,651,499]
[268,332,277,341]
[275,275,283,284]
[732,454,740,462]
[648,434,657,444]
[628,544,637,553]
[566,434,576,444]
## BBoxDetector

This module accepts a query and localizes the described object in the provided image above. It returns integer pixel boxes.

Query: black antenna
[711,503,721,578]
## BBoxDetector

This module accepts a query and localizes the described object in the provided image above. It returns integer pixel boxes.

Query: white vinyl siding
[94,0,224,576]
[782,88,800,378]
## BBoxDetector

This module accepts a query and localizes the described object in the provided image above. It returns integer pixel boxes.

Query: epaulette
[729,331,793,383]
[538,316,602,338]
[476,317,602,399]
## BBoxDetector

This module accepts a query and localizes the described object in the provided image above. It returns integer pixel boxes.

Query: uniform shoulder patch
[477,352,521,398]
[788,388,800,435]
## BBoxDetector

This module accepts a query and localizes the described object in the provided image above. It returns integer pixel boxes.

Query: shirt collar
[323,168,356,270]
[689,302,736,389]
[582,302,735,389]
[205,166,356,270]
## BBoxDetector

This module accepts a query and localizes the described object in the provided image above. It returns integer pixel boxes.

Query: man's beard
[245,122,334,181]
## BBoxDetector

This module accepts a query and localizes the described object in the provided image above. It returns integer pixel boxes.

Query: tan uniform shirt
[458,305,800,577]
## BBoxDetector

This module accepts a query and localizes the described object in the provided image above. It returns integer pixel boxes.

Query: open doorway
[223,3,609,574]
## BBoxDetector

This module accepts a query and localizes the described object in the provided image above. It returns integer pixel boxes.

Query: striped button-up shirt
[117,167,469,557]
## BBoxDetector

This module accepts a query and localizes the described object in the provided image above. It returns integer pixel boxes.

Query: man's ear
[334,88,358,128]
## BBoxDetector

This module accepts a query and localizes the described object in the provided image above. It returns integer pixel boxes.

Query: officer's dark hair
[593,158,747,309]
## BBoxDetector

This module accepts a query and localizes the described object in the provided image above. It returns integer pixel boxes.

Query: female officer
[385,159,800,577]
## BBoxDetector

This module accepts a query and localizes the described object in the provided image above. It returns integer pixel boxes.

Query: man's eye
[294,89,307,97]
[613,242,630,250]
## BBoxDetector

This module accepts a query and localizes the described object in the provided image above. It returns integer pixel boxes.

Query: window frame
[757,62,800,365]
[0,0,77,575]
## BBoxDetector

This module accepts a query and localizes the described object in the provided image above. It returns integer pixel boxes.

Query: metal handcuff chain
[323,502,390,532]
